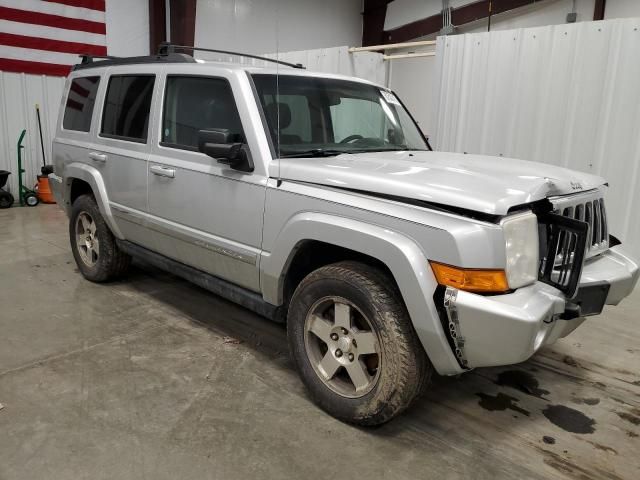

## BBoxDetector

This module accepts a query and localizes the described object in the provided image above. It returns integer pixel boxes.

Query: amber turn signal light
[429,261,509,294]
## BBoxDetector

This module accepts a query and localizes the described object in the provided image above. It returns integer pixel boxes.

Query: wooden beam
[148,0,166,54]
[349,40,436,53]
[384,0,541,44]
[383,52,436,60]
[362,0,391,47]
[169,0,197,48]
[593,0,606,21]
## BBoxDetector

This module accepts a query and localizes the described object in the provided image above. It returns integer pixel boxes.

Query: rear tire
[69,194,131,282]
[287,261,432,425]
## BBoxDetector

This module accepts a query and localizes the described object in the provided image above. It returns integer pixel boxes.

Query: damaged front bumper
[441,245,639,370]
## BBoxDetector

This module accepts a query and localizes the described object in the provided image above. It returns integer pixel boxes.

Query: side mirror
[197,129,254,172]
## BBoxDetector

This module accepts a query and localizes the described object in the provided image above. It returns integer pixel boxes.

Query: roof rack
[72,52,196,71]
[72,43,305,71]
[157,42,305,69]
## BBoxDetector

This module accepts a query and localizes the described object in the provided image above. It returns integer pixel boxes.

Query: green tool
[17,129,39,207]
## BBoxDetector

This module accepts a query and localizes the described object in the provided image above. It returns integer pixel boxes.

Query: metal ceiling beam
[148,0,197,54]
[362,0,393,47]
[593,0,606,21]
[383,0,542,44]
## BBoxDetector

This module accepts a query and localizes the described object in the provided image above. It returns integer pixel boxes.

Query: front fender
[261,212,463,375]
[63,163,124,239]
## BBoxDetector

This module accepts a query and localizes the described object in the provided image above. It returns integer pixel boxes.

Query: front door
[146,74,265,292]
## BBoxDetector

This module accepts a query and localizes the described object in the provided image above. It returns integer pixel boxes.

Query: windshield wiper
[280,149,352,158]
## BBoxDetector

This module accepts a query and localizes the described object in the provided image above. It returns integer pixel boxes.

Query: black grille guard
[537,213,589,298]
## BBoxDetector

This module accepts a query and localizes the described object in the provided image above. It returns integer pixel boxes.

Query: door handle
[150,165,176,178]
[89,152,107,162]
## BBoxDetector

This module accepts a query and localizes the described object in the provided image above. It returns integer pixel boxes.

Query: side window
[63,76,100,132]
[162,76,244,149]
[101,75,154,142]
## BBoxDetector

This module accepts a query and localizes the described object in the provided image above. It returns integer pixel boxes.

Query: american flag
[0,0,106,76]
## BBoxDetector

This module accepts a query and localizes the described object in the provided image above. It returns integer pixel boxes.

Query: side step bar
[116,240,280,321]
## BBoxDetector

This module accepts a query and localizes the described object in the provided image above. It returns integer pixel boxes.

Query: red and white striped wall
[0,0,107,77]
[0,0,148,194]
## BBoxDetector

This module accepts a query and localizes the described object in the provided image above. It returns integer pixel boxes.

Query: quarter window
[63,76,100,132]
[101,75,155,142]
[162,76,244,150]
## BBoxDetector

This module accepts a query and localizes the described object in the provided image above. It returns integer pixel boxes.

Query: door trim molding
[110,202,259,265]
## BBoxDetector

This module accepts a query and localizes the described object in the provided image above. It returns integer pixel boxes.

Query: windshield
[251,74,428,157]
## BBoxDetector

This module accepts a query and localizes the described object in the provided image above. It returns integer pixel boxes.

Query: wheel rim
[75,211,99,267]
[303,296,381,398]
[27,195,38,206]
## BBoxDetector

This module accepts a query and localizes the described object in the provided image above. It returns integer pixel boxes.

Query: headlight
[501,211,539,289]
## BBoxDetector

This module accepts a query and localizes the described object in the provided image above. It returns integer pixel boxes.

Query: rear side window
[101,75,155,142]
[162,76,244,150]
[63,76,100,132]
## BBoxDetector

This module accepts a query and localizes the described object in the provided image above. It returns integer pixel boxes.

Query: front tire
[69,194,130,282]
[288,261,432,425]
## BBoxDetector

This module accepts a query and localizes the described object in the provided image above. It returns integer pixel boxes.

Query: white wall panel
[270,47,386,85]
[433,18,640,258]
[0,72,65,195]
[195,0,363,55]
[605,0,640,19]
[105,0,150,56]
[388,52,438,137]
[197,46,387,85]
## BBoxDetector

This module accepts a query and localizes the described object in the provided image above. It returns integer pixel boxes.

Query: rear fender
[63,162,123,239]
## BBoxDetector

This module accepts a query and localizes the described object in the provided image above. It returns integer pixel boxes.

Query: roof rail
[157,42,305,69]
[72,52,196,71]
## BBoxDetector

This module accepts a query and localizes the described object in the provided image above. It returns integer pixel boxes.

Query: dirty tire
[69,194,130,282]
[288,261,432,426]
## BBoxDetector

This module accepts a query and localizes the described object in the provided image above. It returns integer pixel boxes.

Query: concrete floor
[0,205,639,480]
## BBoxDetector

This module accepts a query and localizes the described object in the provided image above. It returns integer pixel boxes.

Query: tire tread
[289,260,432,425]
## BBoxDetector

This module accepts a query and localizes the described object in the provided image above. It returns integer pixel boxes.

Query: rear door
[93,70,157,247]
[146,73,266,292]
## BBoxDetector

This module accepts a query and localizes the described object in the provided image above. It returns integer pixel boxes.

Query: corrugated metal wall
[0,72,65,195]
[196,46,386,84]
[267,47,386,85]
[433,18,640,259]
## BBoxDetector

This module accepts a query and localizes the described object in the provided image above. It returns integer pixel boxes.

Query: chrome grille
[550,190,609,258]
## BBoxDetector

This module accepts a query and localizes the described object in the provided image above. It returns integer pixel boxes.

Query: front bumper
[443,245,639,369]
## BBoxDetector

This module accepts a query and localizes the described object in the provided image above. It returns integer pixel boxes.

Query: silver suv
[50,49,639,425]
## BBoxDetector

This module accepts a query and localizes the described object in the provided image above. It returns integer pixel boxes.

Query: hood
[271,151,606,215]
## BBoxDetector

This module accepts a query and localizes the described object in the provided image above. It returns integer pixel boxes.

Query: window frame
[61,75,101,134]
[248,73,430,157]
[159,74,245,153]
[99,73,156,144]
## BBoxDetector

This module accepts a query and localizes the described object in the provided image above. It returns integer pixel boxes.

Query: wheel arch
[63,163,123,239]
[260,212,463,375]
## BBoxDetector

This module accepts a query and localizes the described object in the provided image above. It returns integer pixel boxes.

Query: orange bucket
[36,175,56,204]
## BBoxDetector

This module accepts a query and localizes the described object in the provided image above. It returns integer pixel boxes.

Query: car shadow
[120,260,624,447]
